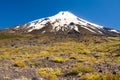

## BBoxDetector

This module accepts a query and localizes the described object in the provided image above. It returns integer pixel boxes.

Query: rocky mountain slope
[0,34,120,80]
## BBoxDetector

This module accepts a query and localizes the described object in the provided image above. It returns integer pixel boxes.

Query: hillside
[0,11,120,80]
[0,34,119,80]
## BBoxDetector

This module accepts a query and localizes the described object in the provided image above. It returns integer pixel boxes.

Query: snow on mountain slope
[11,11,120,35]
[109,30,120,33]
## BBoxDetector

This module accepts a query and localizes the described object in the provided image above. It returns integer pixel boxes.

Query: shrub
[28,61,42,67]
[79,65,93,73]
[14,60,26,67]
[67,64,93,76]
[79,73,120,80]
[80,73,103,80]
[50,57,66,63]
[66,68,80,76]
[36,67,61,80]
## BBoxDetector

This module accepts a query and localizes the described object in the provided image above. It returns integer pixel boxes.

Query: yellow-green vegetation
[28,61,42,66]
[79,73,120,80]
[36,67,62,80]
[0,35,119,79]
[0,34,33,39]
[14,59,26,67]
[67,63,94,76]
[50,57,67,63]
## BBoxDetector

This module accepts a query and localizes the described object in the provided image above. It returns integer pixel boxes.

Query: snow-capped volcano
[4,11,120,36]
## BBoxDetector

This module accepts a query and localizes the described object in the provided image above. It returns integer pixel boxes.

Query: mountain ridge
[1,11,120,36]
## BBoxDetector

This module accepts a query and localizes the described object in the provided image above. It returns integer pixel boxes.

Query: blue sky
[0,0,120,30]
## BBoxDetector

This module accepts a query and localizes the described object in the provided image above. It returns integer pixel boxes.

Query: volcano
[2,11,120,36]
